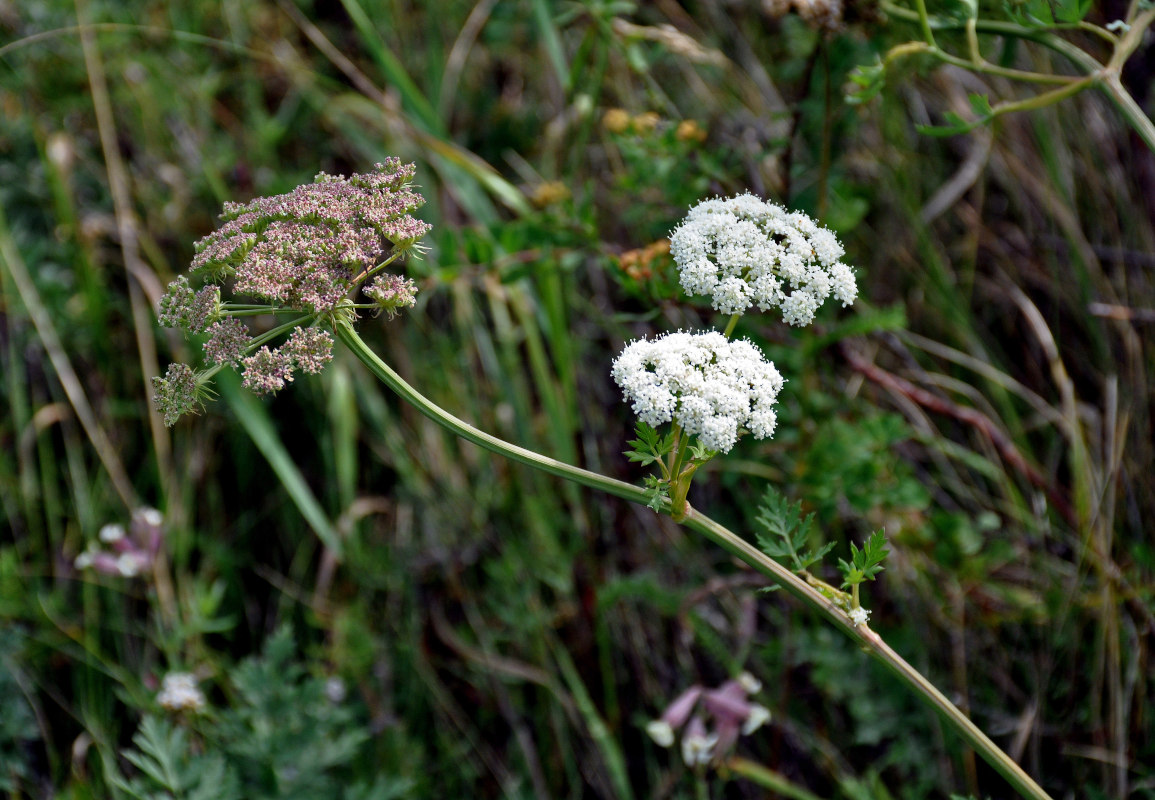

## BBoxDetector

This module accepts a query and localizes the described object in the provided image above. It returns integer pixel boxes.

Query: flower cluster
[157,276,220,332]
[365,273,418,318]
[151,363,201,428]
[239,327,335,395]
[152,160,431,426]
[669,193,857,325]
[156,672,206,713]
[611,331,784,453]
[646,672,770,767]
[74,508,165,578]
[191,158,430,313]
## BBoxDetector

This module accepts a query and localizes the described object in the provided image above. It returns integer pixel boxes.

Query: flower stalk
[335,320,1053,800]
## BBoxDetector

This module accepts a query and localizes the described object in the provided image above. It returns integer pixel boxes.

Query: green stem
[930,47,1079,85]
[725,757,824,800]
[335,322,1054,800]
[722,314,740,338]
[695,770,709,800]
[912,0,937,46]
[683,512,1052,800]
[878,0,1155,152]
[1099,72,1155,152]
[337,322,649,504]
[354,247,407,285]
[985,75,1094,119]
[247,315,314,349]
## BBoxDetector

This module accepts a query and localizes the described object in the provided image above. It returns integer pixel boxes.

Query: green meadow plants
[3,2,1153,798]
[110,628,413,800]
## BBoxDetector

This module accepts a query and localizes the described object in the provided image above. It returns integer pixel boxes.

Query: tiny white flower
[1107,19,1130,32]
[742,703,771,735]
[137,507,164,527]
[737,671,762,694]
[681,728,718,766]
[74,551,94,570]
[611,331,784,454]
[157,672,206,712]
[669,194,858,325]
[116,553,143,577]
[324,676,347,704]
[646,720,675,748]
[848,606,871,627]
[99,524,125,544]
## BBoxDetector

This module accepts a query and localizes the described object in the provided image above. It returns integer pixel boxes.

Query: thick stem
[335,323,1054,800]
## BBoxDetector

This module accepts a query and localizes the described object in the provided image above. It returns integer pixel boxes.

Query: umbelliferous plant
[152,163,1052,800]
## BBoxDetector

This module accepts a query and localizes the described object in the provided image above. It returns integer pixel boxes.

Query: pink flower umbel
[191,159,430,310]
[152,159,431,425]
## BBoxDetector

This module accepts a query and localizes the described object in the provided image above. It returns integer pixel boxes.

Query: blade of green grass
[217,371,343,558]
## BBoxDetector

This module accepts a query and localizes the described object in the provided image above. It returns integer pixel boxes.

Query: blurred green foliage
[1,0,1154,798]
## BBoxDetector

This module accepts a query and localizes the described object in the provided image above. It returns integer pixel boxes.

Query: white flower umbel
[612,331,784,454]
[848,605,871,627]
[669,193,857,325]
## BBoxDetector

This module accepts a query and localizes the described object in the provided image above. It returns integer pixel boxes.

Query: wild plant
[153,163,1052,800]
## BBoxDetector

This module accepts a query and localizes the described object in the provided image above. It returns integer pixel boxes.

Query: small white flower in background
[611,331,784,454]
[669,193,857,325]
[681,717,718,767]
[137,507,164,528]
[157,672,206,712]
[1106,19,1130,32]
[737,671,762,694]
[848,605,871,627]
[99,524,125,544]
[650,677,772,766]
[324,676,347,704]
[646,720,675,748]
[115,553,144,578]
[742,703,772,735]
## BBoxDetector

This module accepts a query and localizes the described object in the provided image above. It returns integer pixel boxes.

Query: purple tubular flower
[681,716,718,766]
[647,674,770,764]
[662,685,705,728]
[702,680,750,723]
[703,681,751,755]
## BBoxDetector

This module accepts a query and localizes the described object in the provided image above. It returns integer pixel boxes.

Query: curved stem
[878,0,1155,152]
[337,323,650,505]
[335,322,1054,800]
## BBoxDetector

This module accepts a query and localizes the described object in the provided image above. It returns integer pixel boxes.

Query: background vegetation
[1,0,1153,797]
